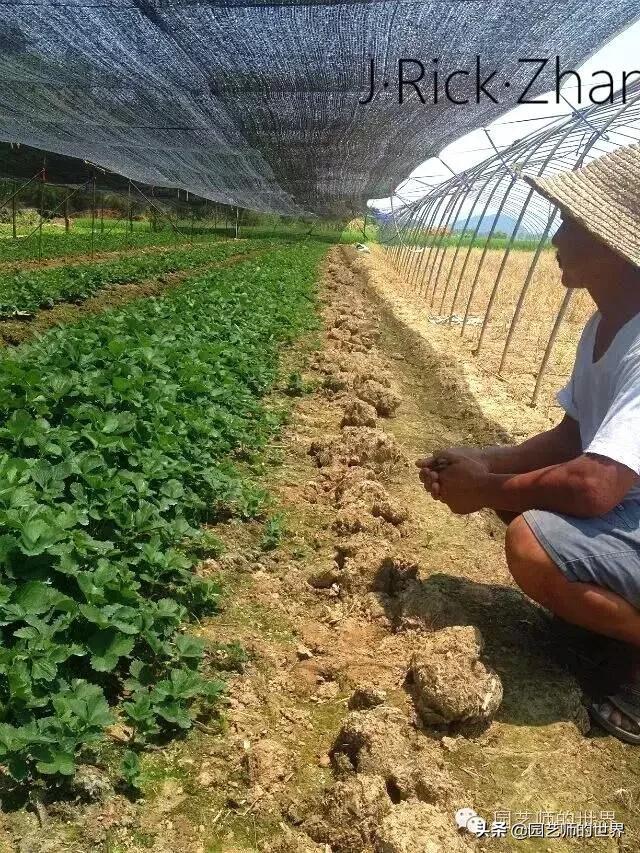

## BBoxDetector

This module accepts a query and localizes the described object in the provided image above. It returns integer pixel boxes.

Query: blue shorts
[523,499,640,609]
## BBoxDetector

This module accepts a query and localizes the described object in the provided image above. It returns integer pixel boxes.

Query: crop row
[0,239,256,319]
[0,241,325,782]
[0,228,215,266]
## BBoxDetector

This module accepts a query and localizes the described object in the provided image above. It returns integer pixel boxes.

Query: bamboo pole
[11,179,16,239]
[90,175,96,259]
[38,160,46,261]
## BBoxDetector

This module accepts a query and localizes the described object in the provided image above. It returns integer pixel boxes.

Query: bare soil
[6,245,640,853]
[378,243,594,413]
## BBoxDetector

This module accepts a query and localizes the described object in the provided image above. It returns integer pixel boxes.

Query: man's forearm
[481,422,581,476]
[480,464,603,517]
[431,438,638,519]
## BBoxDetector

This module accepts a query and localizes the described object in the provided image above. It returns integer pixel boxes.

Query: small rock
[71,765,113,802]
[218,551,251,571]
[157,779,187,813]
[316,680,340,700]
[308,568,341,590]
[440,736,458,752]
[304,774,392,850]
[348,686,387,710]
[341,397,378,428]
[355,379,401,417]
[271,827,329,852]
[296,644,314,660]
[377,801,474,852]
[284,800,307,825]
[105,723,134,743]
[247,739,292,787]
[332,705,412,777]
[197,770,216,787]
[332,751,355,775]
[309,427,402,472]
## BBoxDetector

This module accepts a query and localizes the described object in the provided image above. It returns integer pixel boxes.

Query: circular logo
[455,807,478,829]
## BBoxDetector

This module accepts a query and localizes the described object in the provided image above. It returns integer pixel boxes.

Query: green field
[0,239,326,784]
[383,232,551,251]
[0,214,376,265]
[0,239,253,318]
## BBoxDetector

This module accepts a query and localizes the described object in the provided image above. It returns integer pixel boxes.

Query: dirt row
[204,244,639,853]
[265,246,502,852]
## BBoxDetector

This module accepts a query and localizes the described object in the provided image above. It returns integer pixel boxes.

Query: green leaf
[18,519,61,556]
[122,749,142,788]
[7,754,29,782]
[78,603,109,629]
[31,658,59,682]
[160,479,184,502]
[87,629,135,672]
[0,535,19,568]
[12,581,61,615]
[107,339,127,357]
[0,240,322,782]
[173,634,204,663]
[201,678,225,701]
[154,700,192,730]
[35,748,75,776]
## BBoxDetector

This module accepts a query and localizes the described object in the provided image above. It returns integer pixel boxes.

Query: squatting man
[416,142,640,744]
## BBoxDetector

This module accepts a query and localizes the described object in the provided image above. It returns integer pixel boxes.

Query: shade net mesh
[0,2,637,216]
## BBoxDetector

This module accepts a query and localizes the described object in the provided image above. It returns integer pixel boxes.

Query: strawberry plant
[0,228,217,266]
[0,242,326,782]
[0,240,252,319]
[121,749,142,789]
[260,512,287,551]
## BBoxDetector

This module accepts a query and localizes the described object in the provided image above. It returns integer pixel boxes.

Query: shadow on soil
[360,256,628,736]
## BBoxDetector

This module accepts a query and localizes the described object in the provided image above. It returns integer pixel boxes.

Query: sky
[371,18,640,212]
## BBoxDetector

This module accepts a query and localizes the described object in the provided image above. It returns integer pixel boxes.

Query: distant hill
[453,213,538,238]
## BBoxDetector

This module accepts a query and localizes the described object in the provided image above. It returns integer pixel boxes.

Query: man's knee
[505,514,556,605]
[505,515,533,565]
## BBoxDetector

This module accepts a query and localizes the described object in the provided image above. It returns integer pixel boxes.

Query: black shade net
[0,2,637,215]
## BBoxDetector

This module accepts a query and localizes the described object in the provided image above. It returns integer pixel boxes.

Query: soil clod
[410,626,503,725]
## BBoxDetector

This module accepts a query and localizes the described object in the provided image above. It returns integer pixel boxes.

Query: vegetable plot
[0,228,209,266]
[0,242,325,782]
[0,239,256,319]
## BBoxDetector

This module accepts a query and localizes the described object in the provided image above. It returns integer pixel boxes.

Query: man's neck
[588,269,640,329]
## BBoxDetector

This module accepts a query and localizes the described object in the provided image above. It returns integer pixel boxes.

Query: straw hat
[524,142,640,269]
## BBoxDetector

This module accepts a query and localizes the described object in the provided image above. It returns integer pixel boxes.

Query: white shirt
[558,310,640,500]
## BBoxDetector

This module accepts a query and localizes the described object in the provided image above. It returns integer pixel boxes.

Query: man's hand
[416,450,491,514]
[416,446,488,500]
[417,446,488,470]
